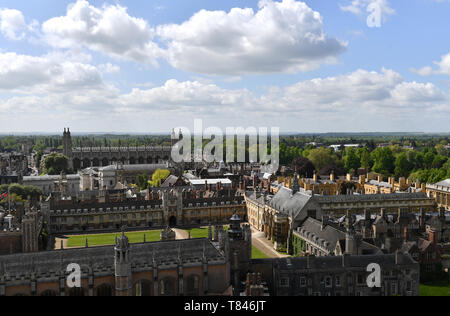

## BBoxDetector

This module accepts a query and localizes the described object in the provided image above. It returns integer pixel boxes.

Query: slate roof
[273,253,417,270]
[435,179,450,188]
[314,192,430,203]
[0,238,223,276]
[268,186,312,217]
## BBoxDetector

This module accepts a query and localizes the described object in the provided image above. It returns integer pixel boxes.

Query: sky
[0,0,449,134]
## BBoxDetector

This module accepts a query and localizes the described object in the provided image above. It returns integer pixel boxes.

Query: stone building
[426,179,450,211]
[62,128,173,171]
[79,163,171,191]
[245,176,436,254]
[43,188,246,239]
[23,174,80,196]
[0,236,231,296]
[251,252,420,296]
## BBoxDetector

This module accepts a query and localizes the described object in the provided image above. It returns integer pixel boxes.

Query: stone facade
[62,128,173,171]
[426,179,450,211]
[251,252,420,296]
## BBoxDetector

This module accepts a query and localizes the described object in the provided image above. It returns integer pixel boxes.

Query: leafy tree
[136,173,149,190]
[359,148,371,170]
[371,147,395,175]
[43,153,69,175]
[148,169,170,187]
[292,156,315,178]
[307,148,337,171]
[394,152,412,178]
[344,148,360,172]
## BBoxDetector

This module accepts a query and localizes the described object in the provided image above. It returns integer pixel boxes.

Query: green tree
[371,147,395,175]
[344,148,360,172]
[394,152,411,178]
[149,169,170,187]
[43,153,69,175]
[136,173,149,190]
[307,148,337,171]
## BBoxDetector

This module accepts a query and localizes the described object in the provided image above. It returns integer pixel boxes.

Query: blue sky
[0,0,449,133]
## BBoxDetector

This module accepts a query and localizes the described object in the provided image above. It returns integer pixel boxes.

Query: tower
[227,214,251,296]
[62,128,73,170]
[21,206,38,253]
[345,211,357,255]
[114,229,132,296]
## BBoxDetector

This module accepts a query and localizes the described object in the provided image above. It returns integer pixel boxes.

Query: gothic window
[325,276,332,288]
[186,275,200,296]
[159,278,175,296]
[135,280,152,296]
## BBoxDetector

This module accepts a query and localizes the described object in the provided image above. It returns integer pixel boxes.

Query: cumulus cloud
[1,68,448,131]
[412,53,450,76]
[41,0,165,65]
[0,51,107,94]
[0,8,37,40]
[157,0,346,75]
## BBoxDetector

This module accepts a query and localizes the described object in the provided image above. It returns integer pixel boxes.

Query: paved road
[251,227,289,258]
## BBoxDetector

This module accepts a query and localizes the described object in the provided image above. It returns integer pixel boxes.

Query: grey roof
[435,179,450,188]
[99,164,168,172]
[23,175,80,181]
[314,192,430,203]
[0,238,222,276]
[268,187,311,217]
[296,218,346,253]
[367,180,392,188]
[273,253,417,270]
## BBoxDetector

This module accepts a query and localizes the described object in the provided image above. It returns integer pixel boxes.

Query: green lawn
[66,230,162,247]
[252,246,269,259]
[183,227,268,259]
[185,226,229,239]
[420,281,450,296]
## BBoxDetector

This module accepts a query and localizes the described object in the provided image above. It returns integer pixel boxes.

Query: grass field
[66,230,162,247]
[183,227,268,259]
[252,246,269,259]
[420,281,450,296]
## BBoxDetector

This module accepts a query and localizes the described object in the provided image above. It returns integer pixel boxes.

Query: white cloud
[41,0,165,65]
[158,0,346,75]
[412,53,450,76]
[0,51,107,94]
[1,68,448,132]
[340,0,395,22]
[0,8,37,40]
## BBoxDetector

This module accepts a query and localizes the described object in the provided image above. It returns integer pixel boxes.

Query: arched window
[135,280,152,296]
[186,275,200,296]
[159,277,175,296]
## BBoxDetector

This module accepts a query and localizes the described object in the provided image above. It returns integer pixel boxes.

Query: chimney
[377,175,383,182]
[313,171,318,182]
[359,175,365,185]
[429,229,437,245]
[330,171,335,182]
[346,173,352,182]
